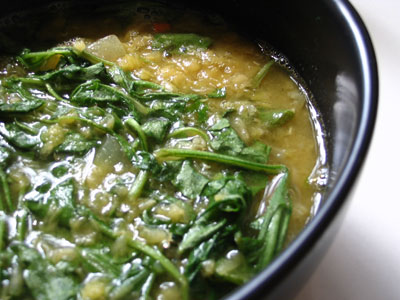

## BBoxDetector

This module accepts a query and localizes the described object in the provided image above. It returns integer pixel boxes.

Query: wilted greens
[0,19,317,299]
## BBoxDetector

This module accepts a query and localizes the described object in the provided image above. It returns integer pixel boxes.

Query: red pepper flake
[153,22,171,33]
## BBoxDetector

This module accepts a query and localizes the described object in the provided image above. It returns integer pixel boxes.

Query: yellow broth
[0,3,327,300]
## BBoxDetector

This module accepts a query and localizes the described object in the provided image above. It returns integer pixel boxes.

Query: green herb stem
[125,118,148,151]
[84,205,188,300]
[126,239,189,300]
[16,209,28,241]
[252,60,274,89]
[128,170,149,202]
[155,148,287,174]
[0,215,5,250]
[256,172,291,270]
[167,127,210,142]
[104,84,150,115]
[140,272,156,300]
[45,83,67,102]
[74,49,115,67]
[9,77,44,85]
[0,169,13,212]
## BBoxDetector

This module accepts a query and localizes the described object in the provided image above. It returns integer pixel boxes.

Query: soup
[0,2,327,299]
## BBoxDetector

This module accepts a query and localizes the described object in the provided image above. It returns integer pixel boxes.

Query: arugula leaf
[239,141,271,164]
[149,99,187,120]
[179,219,226,254]
[252,60,274,89]
[172,160,209,199]
[209,119,271,163]
[0,99,45,113]
[185,233,220,282]
[17,47,75,71]
[258,108,294,127]
[202,174,250,212]
[185,99,209,124]
[35,62,107,83]
[208,177,249,212]
[55,132,98,155]
[0,123,41,150]
[207,87,226,98]
[15,244,79,300]
[152,33,213,54]
[132,151,160,173]
[254,172,292,269]
[80,247,122,276]
[234,232,263,265]
[241,171,269,196]
[107,64,136,92]
[142,118,171,143]
[209,119,245,156]
[156,148,287,175]
[25,178,76,227]
[107,65,164,95]
[0,146,11,167]
[71,79,125,104]
[215,251,254,285]
[109,268,150,300]
[179,175,249,255]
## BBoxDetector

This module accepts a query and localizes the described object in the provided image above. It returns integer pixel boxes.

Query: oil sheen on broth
[0,3,327,300]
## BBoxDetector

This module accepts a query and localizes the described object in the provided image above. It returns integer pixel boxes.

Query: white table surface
[295,1,400,299]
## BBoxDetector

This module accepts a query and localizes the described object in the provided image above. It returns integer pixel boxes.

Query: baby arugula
[0,41,295,300]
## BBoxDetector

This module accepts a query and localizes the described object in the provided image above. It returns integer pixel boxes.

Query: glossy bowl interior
[0,0,378,299]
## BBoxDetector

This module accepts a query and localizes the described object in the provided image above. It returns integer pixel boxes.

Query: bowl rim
[225,0,379,299]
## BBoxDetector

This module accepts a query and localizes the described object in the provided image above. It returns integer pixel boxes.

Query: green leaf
[36,62,107,82]
[80,247,122,276]
[149,99,187,120]
[108,65,164,95]
[25,178,76,227]
[71,79,124,104]
[50,164,71,178]
[252,60,274,89]
[215,251,254,285]
[155,148,287,175]
[152,33,213,54]
[55,132,98,155]
[184,233,219,282]
[172,160,209,199]
[241,171,269,196]
[71,80,149,116]
[258,108,295,127]
[0,98,44,113]
[254,172,292,269]
[132,151,160,173]
[209,119,271,163]
[234,232,263,264]
[49,179,76,226]
[0,146,11,167]
[17,47,75,71]
[202,175,250,212]
[107,64,136,92]
[185,99,209,124]
[209,120,245,156]
[207,87,226,98]
[15,244,79,300]
[209,118,230,131]
[179,219,226,254]
[142,118,171,143]
[0,123,41,150]
[109,268,150,300]
[239,141,271,164]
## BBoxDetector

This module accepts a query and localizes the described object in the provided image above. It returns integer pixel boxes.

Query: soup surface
[0,2,327,299]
